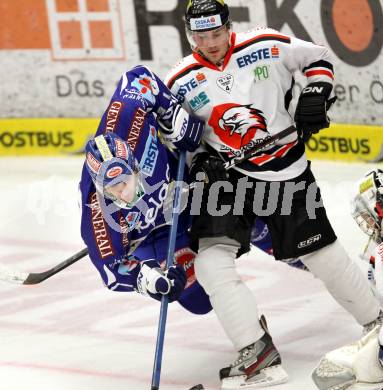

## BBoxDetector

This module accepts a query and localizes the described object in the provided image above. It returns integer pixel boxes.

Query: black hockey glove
[165,265,187,302]
[189,152,228,184]
[294,82,337,142]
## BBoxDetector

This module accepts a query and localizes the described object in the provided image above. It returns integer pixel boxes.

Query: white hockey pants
[301,240,381,326]
[194,236,264,351]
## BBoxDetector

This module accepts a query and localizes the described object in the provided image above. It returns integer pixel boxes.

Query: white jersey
[165,27,335,181]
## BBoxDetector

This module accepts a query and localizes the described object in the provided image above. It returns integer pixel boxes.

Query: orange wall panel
[89,20,113,48]
[56,0,79,12]
[0,0,50,49]
[86,0,109,12]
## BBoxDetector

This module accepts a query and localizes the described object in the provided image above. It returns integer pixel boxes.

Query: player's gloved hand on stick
[165,265,187,302]
[294,81,337,142]
[190,152,228,183]
[159,104,204,152]
[136,260,187,302]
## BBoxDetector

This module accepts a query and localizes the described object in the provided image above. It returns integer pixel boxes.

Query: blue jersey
[79,65,213,314]
[79,65,274,315]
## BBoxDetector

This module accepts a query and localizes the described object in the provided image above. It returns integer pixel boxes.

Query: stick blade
[0,265,28,284]
[22,271,51,285]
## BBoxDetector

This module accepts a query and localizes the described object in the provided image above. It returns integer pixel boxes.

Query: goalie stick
[0,247,88,285]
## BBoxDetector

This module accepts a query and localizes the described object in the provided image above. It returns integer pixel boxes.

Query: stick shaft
[151,151,187,390]
[223,125,297,170]
[23,248,89,285]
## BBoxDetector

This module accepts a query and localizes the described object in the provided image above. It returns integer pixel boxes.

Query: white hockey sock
[301,240,381,325]
[195,236,264,350]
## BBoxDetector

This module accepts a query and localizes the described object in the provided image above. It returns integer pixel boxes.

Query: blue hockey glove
[159,105,204,152]
[294,82,336,142]
[136,261,186,302]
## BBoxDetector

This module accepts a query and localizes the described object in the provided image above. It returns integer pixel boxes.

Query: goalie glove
[159,104,204,152]
[295,82,337,142]
[136,260,187,302]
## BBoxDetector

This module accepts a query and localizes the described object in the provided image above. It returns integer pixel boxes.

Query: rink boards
[0,119,382,163]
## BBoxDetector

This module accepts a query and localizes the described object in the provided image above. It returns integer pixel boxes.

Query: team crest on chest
[208,103,269,150]
[216,73,234,93]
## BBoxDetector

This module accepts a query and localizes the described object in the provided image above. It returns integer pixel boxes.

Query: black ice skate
[219,316,288,389]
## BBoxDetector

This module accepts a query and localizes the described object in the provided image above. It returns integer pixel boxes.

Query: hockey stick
[223,125,297,170]
[0,127,296,286]
[0,247,88,285]
[151,150,187,390]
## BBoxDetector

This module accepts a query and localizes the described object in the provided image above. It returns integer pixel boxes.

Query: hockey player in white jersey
[165,0,383,388]
[312,169,383,390]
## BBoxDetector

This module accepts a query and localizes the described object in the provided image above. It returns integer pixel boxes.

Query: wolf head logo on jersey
[208,103,269,149]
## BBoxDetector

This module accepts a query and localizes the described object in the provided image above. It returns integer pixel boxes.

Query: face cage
[352,195,383,242]
[185,21,231,50]
[102,171,146,210]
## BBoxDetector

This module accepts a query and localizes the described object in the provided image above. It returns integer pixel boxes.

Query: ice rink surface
[0,157,381,390]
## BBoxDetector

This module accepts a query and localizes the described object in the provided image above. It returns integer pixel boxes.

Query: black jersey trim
[302,60,334,73]
[284,77,295,111]
[167,64,204,89]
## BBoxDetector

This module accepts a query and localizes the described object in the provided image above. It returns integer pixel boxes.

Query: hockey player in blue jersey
[79,65,214,314]
[79,65,280,316]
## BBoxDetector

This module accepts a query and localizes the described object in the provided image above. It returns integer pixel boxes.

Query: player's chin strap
[223,125,297,170]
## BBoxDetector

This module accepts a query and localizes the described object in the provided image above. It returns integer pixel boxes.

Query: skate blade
[221,365,288,389]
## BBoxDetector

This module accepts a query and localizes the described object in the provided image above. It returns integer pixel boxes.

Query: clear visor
[104,171,145,209]
[186,23,231,50]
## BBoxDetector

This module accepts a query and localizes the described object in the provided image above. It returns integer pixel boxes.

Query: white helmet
[351,169,383,242]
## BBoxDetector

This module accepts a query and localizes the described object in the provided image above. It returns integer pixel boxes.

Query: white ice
[0,157,380,390]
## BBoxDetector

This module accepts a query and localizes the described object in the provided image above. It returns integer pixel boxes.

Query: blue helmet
[85,133,143,208]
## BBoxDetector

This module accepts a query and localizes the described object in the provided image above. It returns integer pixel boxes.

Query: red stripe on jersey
[235,33,291,51]
[305,69,334,80]
[249,141,297,166]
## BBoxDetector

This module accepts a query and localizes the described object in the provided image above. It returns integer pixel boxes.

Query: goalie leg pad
[312,326,383,390]
[312,357,356,390]
[353,329,383,383]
